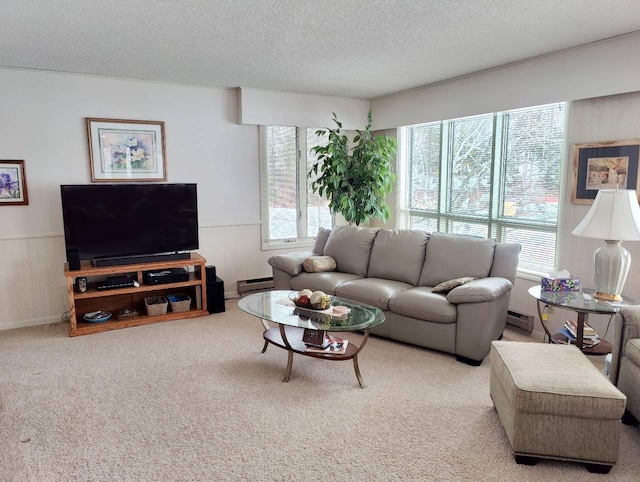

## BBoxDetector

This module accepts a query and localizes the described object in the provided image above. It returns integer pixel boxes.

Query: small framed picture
[0,160,29,205]
[86,118,167,182]
[571,140,640,204]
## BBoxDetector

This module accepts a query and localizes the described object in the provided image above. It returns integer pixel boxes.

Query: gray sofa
[268,226,521,364]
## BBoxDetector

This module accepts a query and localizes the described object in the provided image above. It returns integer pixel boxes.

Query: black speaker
[206,267,225,313]
[67,249,81,271]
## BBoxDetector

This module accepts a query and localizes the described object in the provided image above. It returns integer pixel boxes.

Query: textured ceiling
[1,0,640,99]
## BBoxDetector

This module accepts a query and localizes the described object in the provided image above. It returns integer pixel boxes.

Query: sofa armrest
[446,277,513,304]
[267,251,313,277]
[610,306,640,385]
[454,279,513,363]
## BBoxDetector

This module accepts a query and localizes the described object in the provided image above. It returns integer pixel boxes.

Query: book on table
[559,326,600,347]
[305,334,348,354]
[564,320,597,337]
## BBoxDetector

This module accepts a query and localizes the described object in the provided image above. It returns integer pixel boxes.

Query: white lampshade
[572,189,640,240]
[572,189,640,301]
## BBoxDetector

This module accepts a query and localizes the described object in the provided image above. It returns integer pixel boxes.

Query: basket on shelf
[144,296,168,316]
[117,307,141,320]
[167,293,192,313]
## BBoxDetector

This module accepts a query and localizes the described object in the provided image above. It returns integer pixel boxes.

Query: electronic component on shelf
[97,275,136,290]
[143,267,190,285]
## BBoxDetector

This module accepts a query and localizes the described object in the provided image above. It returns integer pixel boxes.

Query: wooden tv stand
[64,253,209,336]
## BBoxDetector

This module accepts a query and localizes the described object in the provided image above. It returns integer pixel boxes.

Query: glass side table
[528,285,640,356]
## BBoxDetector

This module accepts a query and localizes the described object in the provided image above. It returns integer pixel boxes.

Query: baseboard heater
[506,310,534,333]
[237,277,274,295]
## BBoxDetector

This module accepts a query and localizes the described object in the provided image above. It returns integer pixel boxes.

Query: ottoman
[490,341,627,473]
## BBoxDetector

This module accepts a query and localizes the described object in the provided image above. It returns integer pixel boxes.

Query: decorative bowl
[83,311,112,323]
[288,291,333,310]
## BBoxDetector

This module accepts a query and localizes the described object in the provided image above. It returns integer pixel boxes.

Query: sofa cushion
[323,225,379,277]
[367,229,429,286]
[626,338,640,367]
[388,287,458,324]
[303,255,336,272]
[489,243,521,283]
[268,251,313,276]
[431,276,476,294]
[446,277,513,303]
[312,227,331,255]
[336,278,412,311]
[419,232,496,287]
[290,272,362,295]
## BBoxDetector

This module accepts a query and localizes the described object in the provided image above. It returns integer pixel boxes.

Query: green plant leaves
[308,110,397,226]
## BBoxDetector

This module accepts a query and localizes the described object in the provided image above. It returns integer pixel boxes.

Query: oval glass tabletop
[238,290,386,332]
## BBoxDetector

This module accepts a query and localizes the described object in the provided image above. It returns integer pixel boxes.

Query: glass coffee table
[238,290,385,388]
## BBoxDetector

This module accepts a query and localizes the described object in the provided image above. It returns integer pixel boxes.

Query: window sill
[261,238,315,251]
[516,268,549,282]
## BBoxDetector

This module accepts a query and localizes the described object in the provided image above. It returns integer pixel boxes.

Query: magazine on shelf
[564,319,597,337]
[559,327,601,347]
[305,334,349,354]
[563,320,598,339]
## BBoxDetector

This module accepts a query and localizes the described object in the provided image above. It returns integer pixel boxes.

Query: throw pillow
[303,255,337,273]
[431,276,477,294]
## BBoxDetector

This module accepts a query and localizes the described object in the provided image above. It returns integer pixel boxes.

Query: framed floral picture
[0,160,29,205]
[86,118,167,182]
[571,139,640,204]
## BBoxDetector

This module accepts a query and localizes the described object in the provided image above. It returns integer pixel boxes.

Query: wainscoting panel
[0,224,288,330]
[0,234,67,330]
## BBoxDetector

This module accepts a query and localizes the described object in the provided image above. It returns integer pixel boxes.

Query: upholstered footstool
[490,341,627,474]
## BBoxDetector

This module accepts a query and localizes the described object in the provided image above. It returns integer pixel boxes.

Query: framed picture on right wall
[571,139,640,204]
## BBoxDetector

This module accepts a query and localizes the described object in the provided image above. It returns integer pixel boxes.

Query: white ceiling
[1,0,640,99]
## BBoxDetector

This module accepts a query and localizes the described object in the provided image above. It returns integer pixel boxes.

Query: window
[399,102,566,273]
[260,126,332,249]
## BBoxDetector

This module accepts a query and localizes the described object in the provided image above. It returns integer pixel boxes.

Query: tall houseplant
[309,111,397,226]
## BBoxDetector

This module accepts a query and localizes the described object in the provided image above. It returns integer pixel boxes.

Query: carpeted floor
[1,300,639,481]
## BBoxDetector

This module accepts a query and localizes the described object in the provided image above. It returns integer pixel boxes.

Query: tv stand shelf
[64,253,209,336]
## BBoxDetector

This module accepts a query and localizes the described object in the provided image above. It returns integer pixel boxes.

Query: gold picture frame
[571,139,640,204]
[87,118,167,182]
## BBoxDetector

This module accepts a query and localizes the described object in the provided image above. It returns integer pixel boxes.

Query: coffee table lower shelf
[263,325,367,387]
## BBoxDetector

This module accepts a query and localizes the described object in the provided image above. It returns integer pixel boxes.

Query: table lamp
[572,189,640,301]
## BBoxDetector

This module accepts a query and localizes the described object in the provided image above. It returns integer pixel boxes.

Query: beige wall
[2,66,640,337]
[0,68,265,330]
[377,94,640,342]
[495,92,640,342]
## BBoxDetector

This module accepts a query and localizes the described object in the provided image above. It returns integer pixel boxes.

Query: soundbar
[92,252,191,267]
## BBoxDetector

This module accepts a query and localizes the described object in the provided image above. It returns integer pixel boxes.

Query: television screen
[61,184,199,262]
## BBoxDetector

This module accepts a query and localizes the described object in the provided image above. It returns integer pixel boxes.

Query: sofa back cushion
[489,243,522,283]
[312,227,331,255]
[419,232,496,286]
[323,225,379,277]
[367,229,429,285]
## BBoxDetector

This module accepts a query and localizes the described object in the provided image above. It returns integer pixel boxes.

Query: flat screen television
[61,183,199,266]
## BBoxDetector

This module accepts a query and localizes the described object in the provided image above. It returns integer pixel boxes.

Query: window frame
[398,103,567,275]
[259,125,333,250]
